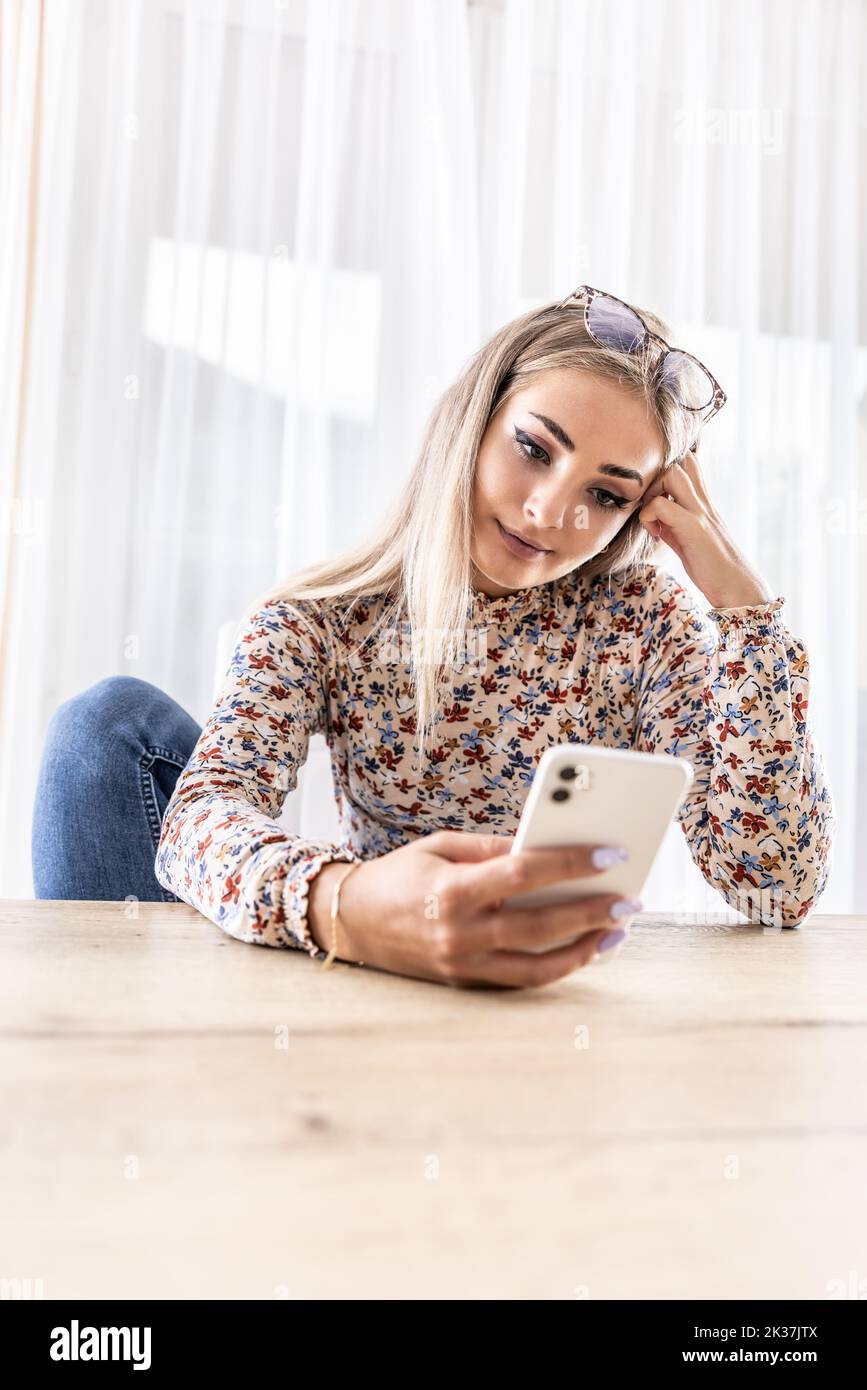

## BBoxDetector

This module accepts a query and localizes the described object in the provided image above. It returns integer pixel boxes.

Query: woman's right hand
[308,830,640,989]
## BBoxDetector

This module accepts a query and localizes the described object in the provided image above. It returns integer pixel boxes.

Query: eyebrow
[527,411,646,485]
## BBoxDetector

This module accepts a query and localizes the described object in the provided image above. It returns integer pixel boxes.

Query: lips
[498,521,550,553]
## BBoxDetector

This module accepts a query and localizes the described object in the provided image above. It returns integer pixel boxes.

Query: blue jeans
[31,676,202,902]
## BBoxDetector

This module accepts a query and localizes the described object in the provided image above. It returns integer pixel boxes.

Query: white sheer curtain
[1,0,864,912]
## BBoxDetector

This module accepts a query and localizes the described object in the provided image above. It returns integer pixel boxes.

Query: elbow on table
[714,876,829,930]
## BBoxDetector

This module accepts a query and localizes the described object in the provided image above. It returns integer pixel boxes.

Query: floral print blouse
[154,563,836,958]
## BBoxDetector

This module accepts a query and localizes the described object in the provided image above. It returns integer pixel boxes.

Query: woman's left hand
[636,447,776,610]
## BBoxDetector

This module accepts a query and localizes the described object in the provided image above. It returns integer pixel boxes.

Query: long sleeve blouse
[154,563,836,955]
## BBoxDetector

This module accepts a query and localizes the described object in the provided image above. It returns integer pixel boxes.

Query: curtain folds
[1,0,864,910]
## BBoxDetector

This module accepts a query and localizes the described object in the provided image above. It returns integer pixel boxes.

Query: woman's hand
[637,446,776,609]
[310,830,639,989]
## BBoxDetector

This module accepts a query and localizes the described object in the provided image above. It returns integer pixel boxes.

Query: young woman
[32,287,836,988]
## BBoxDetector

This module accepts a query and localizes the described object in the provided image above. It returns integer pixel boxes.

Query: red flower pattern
[155,565,836,957]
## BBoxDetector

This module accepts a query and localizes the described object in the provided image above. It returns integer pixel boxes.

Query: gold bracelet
[321,859,364,971]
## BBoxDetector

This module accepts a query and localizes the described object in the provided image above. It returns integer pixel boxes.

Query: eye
[512,428,549,465]
[589,488,629,511]
[512,427,631,510]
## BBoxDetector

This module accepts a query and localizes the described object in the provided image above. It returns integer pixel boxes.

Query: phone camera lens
[558,766,577,782]
[551,788,570,802]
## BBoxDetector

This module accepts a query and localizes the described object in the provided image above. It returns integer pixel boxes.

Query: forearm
[633,588,835,927]
[687,604,835,924]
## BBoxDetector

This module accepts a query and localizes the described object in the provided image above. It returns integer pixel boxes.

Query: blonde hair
[249,295,707,767]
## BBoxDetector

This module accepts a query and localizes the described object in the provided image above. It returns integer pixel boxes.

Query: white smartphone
[505,744,694,950]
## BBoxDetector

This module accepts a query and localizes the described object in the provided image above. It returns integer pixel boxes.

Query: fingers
[459,890,637,953]
[639,456,717,537]
[457,928,613,988]
[656,458,704,512]
[450,842,621,916]
[425,829,513,863]
[642,452,707,514]
[639,469,669,505]
[676,449,716,513]
[638,493,683,536]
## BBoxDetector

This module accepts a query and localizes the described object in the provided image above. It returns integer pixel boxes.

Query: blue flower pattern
[155,564,836,956]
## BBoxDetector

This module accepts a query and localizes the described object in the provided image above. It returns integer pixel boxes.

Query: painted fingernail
[591,846,630,869]
[596,928,626,953]
[609,897,643,920]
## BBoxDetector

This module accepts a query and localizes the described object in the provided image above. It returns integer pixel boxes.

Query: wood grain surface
[1,901,865,1300]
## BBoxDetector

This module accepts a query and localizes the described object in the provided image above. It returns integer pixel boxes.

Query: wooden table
[1,901,865,1300]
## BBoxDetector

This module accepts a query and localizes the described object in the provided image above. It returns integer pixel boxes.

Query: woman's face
[470,367,667,597]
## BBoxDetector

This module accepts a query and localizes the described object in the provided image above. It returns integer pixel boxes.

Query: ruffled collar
[467,572,567,620]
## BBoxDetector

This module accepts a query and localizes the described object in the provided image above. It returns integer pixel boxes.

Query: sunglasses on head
[556,284,726,424]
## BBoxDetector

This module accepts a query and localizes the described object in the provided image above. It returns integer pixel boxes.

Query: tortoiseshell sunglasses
[556,284,727,424]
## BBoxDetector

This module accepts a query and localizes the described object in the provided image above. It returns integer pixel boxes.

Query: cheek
[475,446,516,506]
[569,503,632,543]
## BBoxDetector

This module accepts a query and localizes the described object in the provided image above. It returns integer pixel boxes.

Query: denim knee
[50,675,161,725]
[33,676,195,903]
[45,676,197,762]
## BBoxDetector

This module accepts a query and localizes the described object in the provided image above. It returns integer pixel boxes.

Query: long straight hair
[249,297,704,767]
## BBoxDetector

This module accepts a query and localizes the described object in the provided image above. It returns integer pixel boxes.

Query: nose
[524,482,570,532]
